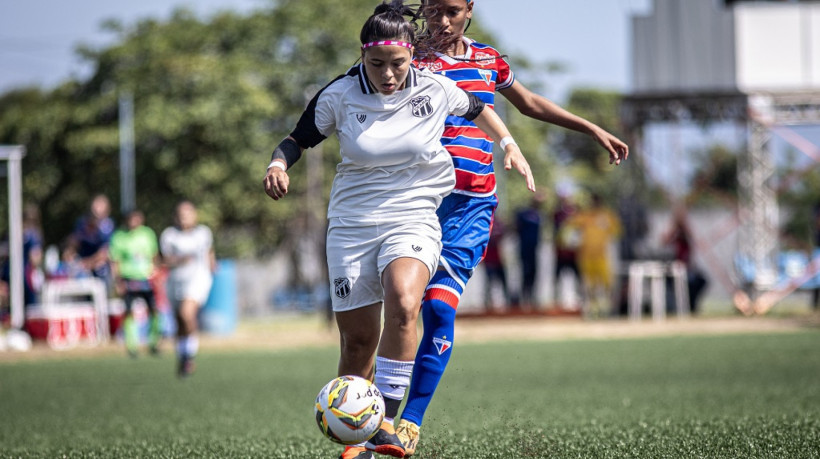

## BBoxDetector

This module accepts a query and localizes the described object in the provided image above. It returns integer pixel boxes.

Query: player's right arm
[263,75,340,201]
[263,136,304,201]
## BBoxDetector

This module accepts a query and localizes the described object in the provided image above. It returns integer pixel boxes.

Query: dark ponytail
[360,0,423,45]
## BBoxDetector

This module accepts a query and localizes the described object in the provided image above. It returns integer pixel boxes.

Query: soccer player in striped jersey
[263,2,533,458]
[395,0,629,455]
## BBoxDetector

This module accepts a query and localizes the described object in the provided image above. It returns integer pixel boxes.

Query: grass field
[2,327,819,458]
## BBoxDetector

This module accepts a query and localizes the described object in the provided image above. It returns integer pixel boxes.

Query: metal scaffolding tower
[622,91,820,305]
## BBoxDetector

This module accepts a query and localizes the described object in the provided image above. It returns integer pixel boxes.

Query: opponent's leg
[397,271,462,455]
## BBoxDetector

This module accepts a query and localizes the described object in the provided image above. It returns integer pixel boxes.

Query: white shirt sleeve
[314,87,339,137]
[437,74,472,117]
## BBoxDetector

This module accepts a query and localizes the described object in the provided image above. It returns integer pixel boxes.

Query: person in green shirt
[109,209,161,357]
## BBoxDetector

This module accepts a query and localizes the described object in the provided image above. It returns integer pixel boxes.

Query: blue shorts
[436,193,498,288]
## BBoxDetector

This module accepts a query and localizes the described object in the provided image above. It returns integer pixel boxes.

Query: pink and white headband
[361,40,414,51]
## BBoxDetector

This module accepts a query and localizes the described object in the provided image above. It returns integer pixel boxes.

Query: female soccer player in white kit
[160,200,216,378]
[262,2,534,457]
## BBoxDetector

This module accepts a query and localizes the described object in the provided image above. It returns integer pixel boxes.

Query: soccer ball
[314,375,385,445]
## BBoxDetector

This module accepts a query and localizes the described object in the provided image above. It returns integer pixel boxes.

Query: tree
[0,0,566,257]
[0,1,384,256]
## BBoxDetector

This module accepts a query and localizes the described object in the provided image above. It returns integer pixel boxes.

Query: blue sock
[401,273,461,426]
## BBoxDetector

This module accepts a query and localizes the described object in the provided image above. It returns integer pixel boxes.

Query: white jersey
[290,64,483,221]
[160,224,213,284]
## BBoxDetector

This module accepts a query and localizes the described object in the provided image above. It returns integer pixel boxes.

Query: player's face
[175,203,198,230]
[362,45,413,96]
[424,0,473,37]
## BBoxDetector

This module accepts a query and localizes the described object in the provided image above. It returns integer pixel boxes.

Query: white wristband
[499,136,516,149]
[267,160,286,171]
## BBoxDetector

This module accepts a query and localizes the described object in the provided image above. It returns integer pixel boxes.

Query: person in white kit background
[160,200,216,378]
[262,2,534,457]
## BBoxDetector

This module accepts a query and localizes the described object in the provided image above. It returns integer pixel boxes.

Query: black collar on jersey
[353,63,419,95]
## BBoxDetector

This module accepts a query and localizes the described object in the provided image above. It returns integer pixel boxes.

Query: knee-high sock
[374,357,414,423]
[401,272,461,426]
[177,335,199,359]
[148,314,161,348]
[123,316,139,350]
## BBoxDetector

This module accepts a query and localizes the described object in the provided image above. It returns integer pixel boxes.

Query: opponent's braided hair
[360,0,425,45]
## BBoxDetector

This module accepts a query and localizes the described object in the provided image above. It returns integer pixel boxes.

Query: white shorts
[326,215,442,312]
[166,271,213,307]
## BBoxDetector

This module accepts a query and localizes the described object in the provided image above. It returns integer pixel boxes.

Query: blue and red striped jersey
[415,38,515,197]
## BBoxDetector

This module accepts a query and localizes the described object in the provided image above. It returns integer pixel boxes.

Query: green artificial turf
[1,331,819,458]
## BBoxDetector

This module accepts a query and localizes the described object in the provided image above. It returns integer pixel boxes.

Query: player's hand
[263,166,290,200]
[591,127,629,165]
[503,145,536,192]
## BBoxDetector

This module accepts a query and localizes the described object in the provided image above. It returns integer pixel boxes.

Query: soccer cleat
[364,421,406,458]
[395,419,420,457]
[338,445,373,459]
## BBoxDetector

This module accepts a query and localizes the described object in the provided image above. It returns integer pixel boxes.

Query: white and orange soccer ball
[314,375,385,445]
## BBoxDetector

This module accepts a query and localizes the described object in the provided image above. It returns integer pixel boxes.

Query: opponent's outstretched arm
[500,80,628,166]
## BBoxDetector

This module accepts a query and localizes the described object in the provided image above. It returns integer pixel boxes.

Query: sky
[0,0,652,101]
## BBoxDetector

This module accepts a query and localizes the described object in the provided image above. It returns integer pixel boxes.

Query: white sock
[177,337,188,357]
[186,335,199,357]
[374,356,414,421]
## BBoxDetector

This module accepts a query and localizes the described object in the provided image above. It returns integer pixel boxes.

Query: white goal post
[0,146,26,330]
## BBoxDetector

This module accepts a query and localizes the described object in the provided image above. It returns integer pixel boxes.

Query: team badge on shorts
[412,245,423,252]
[334,277,351,299]
[355,113,367,123]
[409,95,433,118]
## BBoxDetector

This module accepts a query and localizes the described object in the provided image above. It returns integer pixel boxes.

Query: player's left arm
[499,81,629,165]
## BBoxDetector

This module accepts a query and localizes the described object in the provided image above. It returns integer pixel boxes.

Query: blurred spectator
[109,209,161,357]
[662,205,709,314]
[571,193,622,318]
[48,239,90,280]
[617,192,649,262]
[553,193,582,310]
[515,193,545,309]
[1,204,45,307]
[68,194,115,287]
[614,193,650,316]
[22,204,44,306]
[482,217,510,311]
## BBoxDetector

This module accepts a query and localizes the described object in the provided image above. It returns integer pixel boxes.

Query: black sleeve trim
[462,90,485,121]
[289,73,348,149]
[271,138,303,169]
[289,91,327,149]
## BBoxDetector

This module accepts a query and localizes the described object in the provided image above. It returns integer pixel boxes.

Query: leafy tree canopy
[0,0,622,256]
